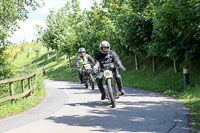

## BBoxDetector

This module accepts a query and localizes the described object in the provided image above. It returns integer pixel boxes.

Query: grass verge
[2,43,200,132]
[0,74,46,118]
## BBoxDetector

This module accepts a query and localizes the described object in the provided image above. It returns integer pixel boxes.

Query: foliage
[148,0,200,60]
[0,0,42,81]
[0,46,13,80]
[0,0,42,44]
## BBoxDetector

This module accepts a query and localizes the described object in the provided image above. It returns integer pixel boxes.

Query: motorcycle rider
[93,41,126,100]
[75,47,95,84]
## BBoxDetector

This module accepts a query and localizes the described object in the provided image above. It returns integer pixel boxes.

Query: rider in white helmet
[75,47,95,84]
[93,41,126,100]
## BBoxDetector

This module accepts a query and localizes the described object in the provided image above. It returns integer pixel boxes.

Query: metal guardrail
[0,72,37,104]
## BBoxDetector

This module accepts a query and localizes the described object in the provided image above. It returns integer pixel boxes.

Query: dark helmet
[100,41,110,54]
[78,47,86,56]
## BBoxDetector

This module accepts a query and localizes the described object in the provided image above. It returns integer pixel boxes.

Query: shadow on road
[46,81,189,132]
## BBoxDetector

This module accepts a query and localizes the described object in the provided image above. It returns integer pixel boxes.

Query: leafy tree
[0,0,42,44]
[0,0,42,79]
[0,46,13,80]
[149,0,200,61]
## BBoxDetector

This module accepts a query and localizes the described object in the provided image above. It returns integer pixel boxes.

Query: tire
[85,80,89,88]
[89,74,95,90]
[106,78,116,108]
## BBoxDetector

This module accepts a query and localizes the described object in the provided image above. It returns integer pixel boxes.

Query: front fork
[106,78,118,98]
[89,73,95,83]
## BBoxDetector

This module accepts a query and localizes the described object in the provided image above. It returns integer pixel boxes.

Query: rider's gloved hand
[92,68,98,74]
[119,65,126,71]
[116,61,126,71]
[77,67,82,71]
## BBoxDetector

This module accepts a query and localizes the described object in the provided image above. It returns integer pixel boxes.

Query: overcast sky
[8,0,95,43]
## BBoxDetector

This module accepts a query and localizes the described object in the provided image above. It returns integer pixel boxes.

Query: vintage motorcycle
[82,62,95,90]
[102,63,119,108]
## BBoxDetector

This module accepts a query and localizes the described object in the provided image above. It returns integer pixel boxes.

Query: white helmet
[78,47,86,56]
[100,41,110,54]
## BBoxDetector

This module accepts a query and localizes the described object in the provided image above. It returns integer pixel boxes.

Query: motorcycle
[102,63,119,108]
[82,62,95,90]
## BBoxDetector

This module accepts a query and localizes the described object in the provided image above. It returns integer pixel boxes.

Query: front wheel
[89,74,95,90]
[106,78,116,108]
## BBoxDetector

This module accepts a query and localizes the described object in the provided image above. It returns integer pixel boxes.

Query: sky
[8,0,95,43]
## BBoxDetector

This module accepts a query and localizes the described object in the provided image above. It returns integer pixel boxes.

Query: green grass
[120,55,200,131]
[0,42,46,118]
[0,78,46,118]
[0,73,46,118]
[1,42,200,132]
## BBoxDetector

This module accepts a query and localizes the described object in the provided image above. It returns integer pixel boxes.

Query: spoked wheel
[90,79,94,90]
[85,80,89,88]
[89,74,95,90]
[90,80,94,90]
[106,78,116,108]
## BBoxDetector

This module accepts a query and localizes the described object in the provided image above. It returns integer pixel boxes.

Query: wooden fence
[0,72,37,104]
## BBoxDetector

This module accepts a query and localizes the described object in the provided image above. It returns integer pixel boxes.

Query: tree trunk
[56,48,58,61]
[173,59,178,73]
[135,54,139,71]
[69,54,71,67]
[153,56,157,73]
[64,54,67,62]
[47,48,49,59]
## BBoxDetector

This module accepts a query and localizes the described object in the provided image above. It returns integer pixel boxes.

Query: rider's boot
[117,80,125,96]
[115,76,125,95]
[96,77,106,100]
[99,86,106,100]
[101,91,106,100]
[79,74,85,84]
[120,89,125,95]
[113,87,119,99]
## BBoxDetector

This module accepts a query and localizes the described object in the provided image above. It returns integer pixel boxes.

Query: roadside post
[183,66,189,88]
[43,65,45,76]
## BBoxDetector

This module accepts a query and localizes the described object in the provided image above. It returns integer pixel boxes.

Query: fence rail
[0,72,37,104]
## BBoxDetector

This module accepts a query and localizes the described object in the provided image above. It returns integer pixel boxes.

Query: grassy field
[1,42,200,132]
[0,42,46,118]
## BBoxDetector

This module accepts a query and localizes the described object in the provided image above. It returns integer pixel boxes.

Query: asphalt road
[0,80,194,133]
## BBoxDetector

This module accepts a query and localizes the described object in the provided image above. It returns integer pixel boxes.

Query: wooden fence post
[28,78,32,95]
[9,82,14,103]
[0,72,37,104]
[21,80,24,93]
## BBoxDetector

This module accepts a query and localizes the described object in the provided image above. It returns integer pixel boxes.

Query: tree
[148,0,200,72]
[0,0,42,44]
[0,0,42,79]
[102,0,153,70]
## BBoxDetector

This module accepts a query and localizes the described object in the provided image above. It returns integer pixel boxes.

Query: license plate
[84,64,91,69]
[104,70,113,79]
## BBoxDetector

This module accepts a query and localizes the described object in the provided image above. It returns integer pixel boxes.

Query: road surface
[0,80,193,133]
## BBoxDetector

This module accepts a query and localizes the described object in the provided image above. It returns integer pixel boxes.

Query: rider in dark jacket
[93,41,126,100]
[76,47,95,84]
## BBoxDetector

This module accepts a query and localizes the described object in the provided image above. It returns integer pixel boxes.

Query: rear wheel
[106,78,116,108]
[85,76,89,88]
[85,81,89,88]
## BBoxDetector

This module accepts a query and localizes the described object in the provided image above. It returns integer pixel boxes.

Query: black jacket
[94,50,123,69]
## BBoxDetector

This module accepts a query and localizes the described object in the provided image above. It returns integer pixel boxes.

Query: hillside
[2,42,200,131]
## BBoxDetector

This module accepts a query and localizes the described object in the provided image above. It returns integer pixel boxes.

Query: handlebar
[103,63,116,70]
